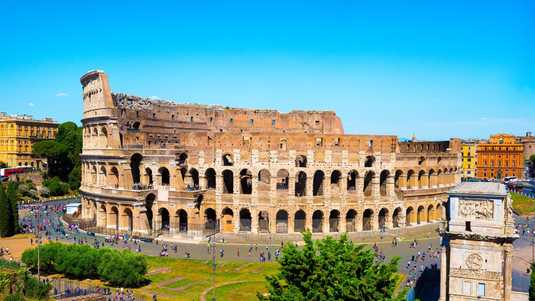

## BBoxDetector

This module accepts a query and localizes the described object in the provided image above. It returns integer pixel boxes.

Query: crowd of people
[13,200,451,299]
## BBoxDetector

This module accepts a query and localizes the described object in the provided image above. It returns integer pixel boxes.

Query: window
[272,119,276,126]
[477,283,485,297]
[465,221,471,232]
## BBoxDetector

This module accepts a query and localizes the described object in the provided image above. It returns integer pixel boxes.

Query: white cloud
[55,92,69,97]
[28,102,35,107]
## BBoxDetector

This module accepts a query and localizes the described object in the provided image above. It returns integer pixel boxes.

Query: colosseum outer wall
[79,70,462,237]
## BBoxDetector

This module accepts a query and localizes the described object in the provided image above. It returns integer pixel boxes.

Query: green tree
[259,232,406,301]
[0,185,11,237]
[32,121,82,189]
[0,161,7,168]
[6,182,19,233]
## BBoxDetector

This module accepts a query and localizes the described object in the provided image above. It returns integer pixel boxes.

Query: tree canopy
[32,122,82,190]
[0,182,19,237]
[259,232,406,301]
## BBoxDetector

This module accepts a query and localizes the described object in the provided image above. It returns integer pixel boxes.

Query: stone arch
[295,171,307,196]
[294,209,306,232]
[427,204,435,222]
[222,153,234,166]
[406,206,415,226]
[347,170,358,192]
[99,165,107,187]
[295,154,307,167]
[110,206,119,231]
[158,167,170,186]
[258,210,269,232]
[428,169,436,187]
[110,167,119,188]
[98,203,107,228]
[222,170,234,194]
[362,209,374,231]
[240,169,252,194]
[330,170,342,194]
[378,208,389,230]
[204,208,217,231]
[176,209,188,233]
[379,170,390,196]
[92,127,98,136]
[313,170,325,196]
[159,207,170,231]
[258,169,271,192]
[346,209,357,232]
[221,207,234,233]
[406,170,415,189]
[363,171,375,196]
[276,210,288,233]
[123,208,133,233]
[100,126,108,147]
[91,165,97,185]
[276,169,289,191]
[418,170,426,188]
[130,153,143,187]
[437,169,443,186]
[417,205,425,224]
[394,170,403,189]
[189,168,199,188]
[392,207,402,228]
[145,193,156,231]
[312,210,324,233]
[204,168,216,189]
[329,209,340,232]
[144,167,154,186]
[436,203,444,220]
[239,208,252,231]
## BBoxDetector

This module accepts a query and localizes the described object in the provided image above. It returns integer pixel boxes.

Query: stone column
[252,176,258,197]
[323,216,329,233]
[387,176,395,196]
[306,177,313,197]
[420,174,429,189]
[372,214,379,231]
[233,174,240,195]
[399,175,407,190]
[340,213,347,232]
[288,175,295,197]
[439,245,447,301]
[269,178,277,199]
[504,245,513,301]
[233,212,240,233]
[199,175,206,190]
[341,173,348,197]
[305,211,312,232]
[371,177,380,198]
[216,174,223,195]
[357,176,364,199]
[251,209,258,233]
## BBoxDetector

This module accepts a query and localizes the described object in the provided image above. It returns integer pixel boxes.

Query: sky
[1,0,534,140]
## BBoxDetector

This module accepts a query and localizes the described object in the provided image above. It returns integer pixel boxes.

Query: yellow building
[461,141,478,179]
[0,113,58,168]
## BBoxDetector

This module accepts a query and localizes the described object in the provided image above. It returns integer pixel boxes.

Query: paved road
[20,200,443,291]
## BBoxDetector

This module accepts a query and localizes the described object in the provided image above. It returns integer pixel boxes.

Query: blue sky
[1,0,534,140]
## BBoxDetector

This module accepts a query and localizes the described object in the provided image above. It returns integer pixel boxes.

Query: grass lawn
[132,256,278,301]
[511,192,535,216]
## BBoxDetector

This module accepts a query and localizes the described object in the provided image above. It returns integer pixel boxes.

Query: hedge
[21,243,147,288]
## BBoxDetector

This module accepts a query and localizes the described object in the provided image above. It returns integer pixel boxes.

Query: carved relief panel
[458,199,494,220]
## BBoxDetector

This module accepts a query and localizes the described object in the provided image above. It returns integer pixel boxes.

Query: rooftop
[449,182,507,196]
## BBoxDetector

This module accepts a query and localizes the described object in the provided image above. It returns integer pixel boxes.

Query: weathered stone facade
[440,182,518,301]
[79,70,462,238]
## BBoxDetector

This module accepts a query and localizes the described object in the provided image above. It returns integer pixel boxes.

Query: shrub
[98,250,147,287]
[43,177,69,197]
[3,293,24,301]
[21,243,147,287]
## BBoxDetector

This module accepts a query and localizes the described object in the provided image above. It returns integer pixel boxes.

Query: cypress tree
[6,182,19,234]
[0,185,11,237]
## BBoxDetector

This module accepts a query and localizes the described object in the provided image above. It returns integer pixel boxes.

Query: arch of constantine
[79,70,462,238]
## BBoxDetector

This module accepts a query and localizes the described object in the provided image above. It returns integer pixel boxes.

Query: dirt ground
[0,234,39,260]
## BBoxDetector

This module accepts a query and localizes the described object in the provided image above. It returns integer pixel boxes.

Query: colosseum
[79,70,462,239]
